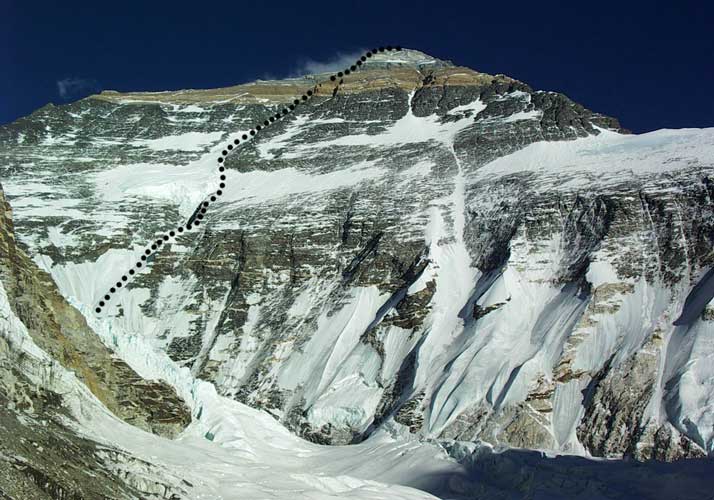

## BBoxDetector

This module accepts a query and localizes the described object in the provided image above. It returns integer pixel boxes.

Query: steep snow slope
[0,269,445,499]
[1,48,713,468]
[4,259,714,499]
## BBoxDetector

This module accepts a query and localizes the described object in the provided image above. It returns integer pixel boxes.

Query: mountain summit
[1,47,713,498]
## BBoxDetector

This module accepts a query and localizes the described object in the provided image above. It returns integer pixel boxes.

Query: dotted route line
[95,46,403,314]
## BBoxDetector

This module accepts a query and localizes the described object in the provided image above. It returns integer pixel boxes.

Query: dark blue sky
[3,0,713,132]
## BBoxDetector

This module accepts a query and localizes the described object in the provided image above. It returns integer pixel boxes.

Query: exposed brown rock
[0,184,191,438]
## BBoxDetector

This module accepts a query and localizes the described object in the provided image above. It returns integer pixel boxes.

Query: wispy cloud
[56,77,100,99]
[290,49,366,77]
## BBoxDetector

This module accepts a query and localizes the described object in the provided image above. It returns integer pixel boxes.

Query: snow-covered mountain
[1,48,713,498]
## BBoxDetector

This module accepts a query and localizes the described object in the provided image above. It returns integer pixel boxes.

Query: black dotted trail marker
[94,46,402,313]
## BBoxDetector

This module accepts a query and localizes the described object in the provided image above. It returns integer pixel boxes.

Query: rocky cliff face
[1,48,712,463]
[1,184,196,498]
[0,184,191,438]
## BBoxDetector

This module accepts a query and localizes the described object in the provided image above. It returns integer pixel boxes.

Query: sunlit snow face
[476,127,714,189]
